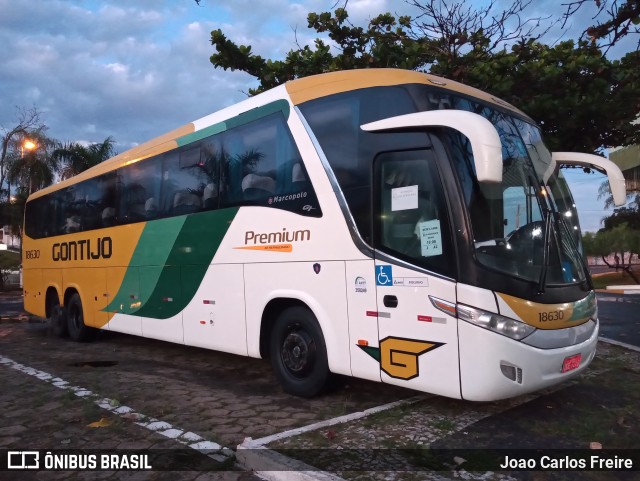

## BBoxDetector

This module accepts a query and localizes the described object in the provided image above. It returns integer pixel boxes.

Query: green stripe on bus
[176,99,290,147]
[127,207,238,319]
[104,216,186,315]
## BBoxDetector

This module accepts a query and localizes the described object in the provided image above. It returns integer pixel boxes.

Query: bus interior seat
[203,183,217,209]
[101,207,117,227]
[145,197,158,219]
[64,215,82,233]
[173,192,201,215]
[126,203,146,222]
[242,173,275,201]
[291,162,309,190]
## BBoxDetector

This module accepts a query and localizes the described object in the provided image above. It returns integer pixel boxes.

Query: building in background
[0,225,20,251]
[610,144,640,193]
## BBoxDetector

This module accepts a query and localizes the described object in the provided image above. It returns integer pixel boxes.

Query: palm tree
[6,131,59,196]
[53,136,116,179]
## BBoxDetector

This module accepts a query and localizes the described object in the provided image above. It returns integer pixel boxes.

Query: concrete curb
[235,396,426,480]
[598,336,640,353]
[236,442,344,481]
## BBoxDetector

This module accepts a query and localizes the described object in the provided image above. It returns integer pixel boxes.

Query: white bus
[23,69,626,401]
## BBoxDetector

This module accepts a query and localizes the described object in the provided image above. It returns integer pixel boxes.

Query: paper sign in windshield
[418,219,442,257]
[391,185,418,211]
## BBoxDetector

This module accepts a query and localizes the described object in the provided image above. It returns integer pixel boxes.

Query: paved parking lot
[0,310,414,480]
[1,292,639,481]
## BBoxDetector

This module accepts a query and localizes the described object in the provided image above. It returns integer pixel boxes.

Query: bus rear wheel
[66,293,94,342]
[49,304,67,338]
[270,306,329,397]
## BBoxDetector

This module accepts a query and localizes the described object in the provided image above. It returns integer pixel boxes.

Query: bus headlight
[457,305,536,341]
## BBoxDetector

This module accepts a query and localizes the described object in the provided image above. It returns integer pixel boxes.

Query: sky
[0,0,636,232]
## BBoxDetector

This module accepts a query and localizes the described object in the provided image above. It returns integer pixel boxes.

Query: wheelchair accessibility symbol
[376,265,393,286]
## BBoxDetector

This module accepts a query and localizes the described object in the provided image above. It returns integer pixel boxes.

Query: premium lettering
[52,237,112,261]
[244,228,310,245]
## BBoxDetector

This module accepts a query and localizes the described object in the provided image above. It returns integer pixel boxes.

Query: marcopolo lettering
[245,228,310,245]
[52,237,112,261]
[269,191,308,204]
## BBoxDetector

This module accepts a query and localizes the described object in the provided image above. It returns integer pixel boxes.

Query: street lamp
[21,139,37,157]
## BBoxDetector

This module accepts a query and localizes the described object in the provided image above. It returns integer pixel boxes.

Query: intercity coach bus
[22,69,626,401]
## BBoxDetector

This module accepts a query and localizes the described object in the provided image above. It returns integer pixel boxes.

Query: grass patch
[431,418,456,432]
[591,268,639,288]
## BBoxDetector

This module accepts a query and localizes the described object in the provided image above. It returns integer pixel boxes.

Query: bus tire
[49,304,68,338]
[270,306,329,398]
[66,293,94,342]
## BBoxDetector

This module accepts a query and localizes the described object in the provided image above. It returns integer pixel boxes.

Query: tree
[209,2,640,153]
[460,40,640,152]
[53,136,116,179]
[211,1,547,94]
[601,192,640,228]
[0,107,46,203]
[583,224,640,282]
[6,130,59,196]
[562,0,640,50]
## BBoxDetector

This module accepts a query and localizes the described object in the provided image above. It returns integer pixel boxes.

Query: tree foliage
[562,0,640,50]
[0,109,117,250]
[583,223,640,282]
[0,107,46,203]
[6,129,59,197]
[53,136,116,180]
[209,1,640,153]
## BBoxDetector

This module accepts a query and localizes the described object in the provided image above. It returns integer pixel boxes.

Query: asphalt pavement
[596,292,640,348]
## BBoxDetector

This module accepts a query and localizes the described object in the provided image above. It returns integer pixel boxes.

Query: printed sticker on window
[418,219,442,257]
[391,185,418,211]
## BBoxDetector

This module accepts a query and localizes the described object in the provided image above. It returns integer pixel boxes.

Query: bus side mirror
[552,152,627,207]
[361,110,503,183]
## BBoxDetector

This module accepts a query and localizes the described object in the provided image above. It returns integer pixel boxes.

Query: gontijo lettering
[52,237,112,261]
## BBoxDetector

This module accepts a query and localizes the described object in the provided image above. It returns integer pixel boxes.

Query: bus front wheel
[66,293,94,342]
[270,306,329,398]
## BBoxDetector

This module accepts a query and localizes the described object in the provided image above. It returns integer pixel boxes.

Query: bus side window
[200,137,222,210]
[59,185,84,234]
[219,112,321,216]
[375,151,455,278]
[122,157,162,222]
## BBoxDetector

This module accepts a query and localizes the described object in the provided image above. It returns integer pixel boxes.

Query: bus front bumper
[457,319,599,402]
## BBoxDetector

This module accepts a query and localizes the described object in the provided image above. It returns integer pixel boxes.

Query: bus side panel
[182,264,247,356]
[63,267,107,328]
[140,265,184,344]
[23,268,44,318]
[376,265,460,399]
[244,261,351,376]
[46,269,64,304]
[345,259,381,382]
[106,267,142,336]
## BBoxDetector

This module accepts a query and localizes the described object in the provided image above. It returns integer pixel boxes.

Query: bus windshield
[298,83,588,288]
[457,113,587,287]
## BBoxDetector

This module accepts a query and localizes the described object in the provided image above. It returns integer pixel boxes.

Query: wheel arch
[256,291,349,377]
[63,285,80,308]
[44,286,61,319]
[259,297,310,360]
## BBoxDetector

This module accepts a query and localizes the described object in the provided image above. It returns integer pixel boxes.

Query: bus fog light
[457,305,535,341]
[500,362,523,384]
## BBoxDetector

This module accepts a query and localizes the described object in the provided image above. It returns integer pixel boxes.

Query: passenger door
[372,149,461,399]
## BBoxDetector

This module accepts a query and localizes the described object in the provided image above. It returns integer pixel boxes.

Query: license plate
[562,354,582,373]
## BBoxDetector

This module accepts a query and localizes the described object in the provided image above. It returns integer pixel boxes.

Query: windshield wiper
[537,209,552,294]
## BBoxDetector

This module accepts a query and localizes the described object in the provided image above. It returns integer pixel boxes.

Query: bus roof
[28,68,528,201]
